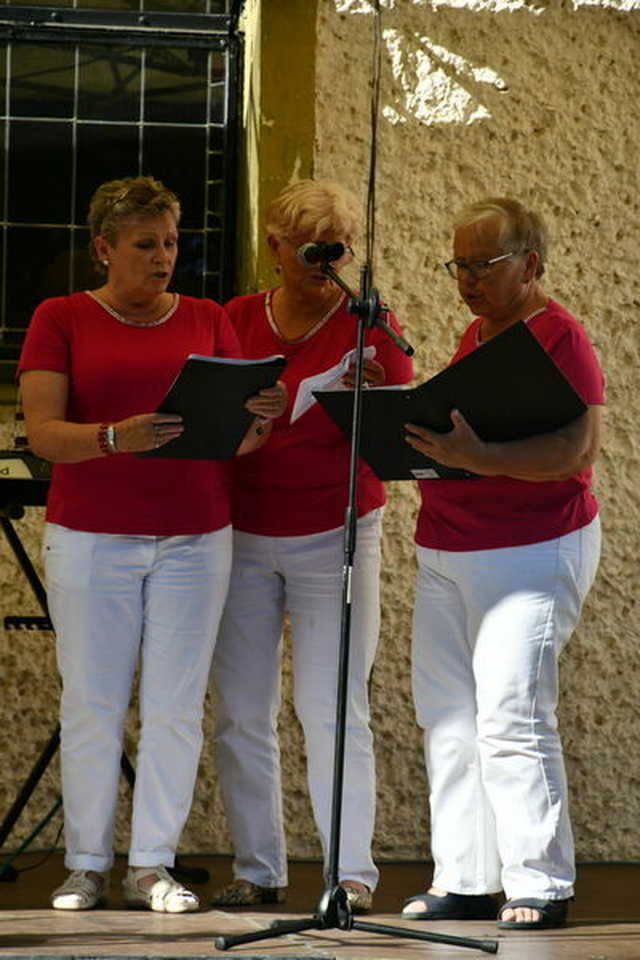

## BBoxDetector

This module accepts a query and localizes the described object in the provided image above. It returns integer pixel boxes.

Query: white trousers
[211,510,382,891]
[412,516,601,900]
[43,522,232,872]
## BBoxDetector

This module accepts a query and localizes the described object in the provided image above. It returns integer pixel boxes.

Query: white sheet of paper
[290,346,377,423]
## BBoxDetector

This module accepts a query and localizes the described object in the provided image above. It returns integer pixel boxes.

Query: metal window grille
[0,2,244,385]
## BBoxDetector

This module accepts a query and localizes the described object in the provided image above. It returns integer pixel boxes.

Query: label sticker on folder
[0,457,33,479]
[411,468,440,479]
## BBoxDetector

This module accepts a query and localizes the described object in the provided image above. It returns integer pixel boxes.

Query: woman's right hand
[342,357,386,389]
[114,413,184,453]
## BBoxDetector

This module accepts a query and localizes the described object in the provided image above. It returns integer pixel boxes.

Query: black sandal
[402,891,498,921]
[497,897,570,929]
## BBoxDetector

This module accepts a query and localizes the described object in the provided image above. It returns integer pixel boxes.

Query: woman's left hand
[237,381,287,456]
[245,380,288,419]
[342,358,386,389]
[407,406,601,480]
[405,409,485,471]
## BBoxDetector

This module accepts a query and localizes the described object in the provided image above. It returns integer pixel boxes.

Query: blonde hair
[453,197,548,278]
[88,175,181,273]
[265,179,360,243]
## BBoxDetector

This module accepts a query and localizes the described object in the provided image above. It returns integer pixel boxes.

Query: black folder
[314,321,587,481]
[140,353,286,460]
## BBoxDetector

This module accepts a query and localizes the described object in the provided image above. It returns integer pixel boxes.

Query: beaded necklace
[87,290,179,327]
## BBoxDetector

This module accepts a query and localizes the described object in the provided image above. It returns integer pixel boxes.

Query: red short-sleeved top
[18,292,241,535]
[225,291,414,536]
[415,299,605,551]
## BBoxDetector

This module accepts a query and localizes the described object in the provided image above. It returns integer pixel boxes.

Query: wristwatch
[106,424,117,454]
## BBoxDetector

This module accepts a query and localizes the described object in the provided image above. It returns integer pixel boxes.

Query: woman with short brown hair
[19,175,284,913]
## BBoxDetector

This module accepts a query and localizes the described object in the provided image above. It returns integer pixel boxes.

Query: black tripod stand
[214,263,498,955]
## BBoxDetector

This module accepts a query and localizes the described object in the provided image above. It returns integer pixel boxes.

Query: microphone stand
[214,262,498,956]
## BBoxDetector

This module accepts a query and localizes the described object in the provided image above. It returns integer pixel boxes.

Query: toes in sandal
[402,891,498,920]
[51,869,109,911]
[342,880,372,914]
[210,878,287,907]
[123,865,199,913]
[497,897,570,929]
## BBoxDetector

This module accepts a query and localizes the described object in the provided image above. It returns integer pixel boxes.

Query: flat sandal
[122,865,199,913]
[402,891,498,920]
[210,878,286,907]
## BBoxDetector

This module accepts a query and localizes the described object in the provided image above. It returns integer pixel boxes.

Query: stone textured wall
[313,0,640,862]
[1,1,639,870]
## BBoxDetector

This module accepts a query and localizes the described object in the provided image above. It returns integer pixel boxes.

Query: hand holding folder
[314,321,586,481]
[140,353,286,460]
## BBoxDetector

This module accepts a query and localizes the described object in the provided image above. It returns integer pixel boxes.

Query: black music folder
[314,321,587,481]
[140,353,286,460]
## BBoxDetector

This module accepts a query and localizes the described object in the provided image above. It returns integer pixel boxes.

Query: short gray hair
[453,197,548,278]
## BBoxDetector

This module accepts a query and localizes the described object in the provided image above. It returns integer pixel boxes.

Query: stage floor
[1,855,639,959]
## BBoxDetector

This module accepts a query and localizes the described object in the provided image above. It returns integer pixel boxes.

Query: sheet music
[290,346,376,423]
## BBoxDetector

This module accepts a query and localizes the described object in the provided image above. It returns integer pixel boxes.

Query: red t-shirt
[226,291,414,536]
[18,292,241,535]
[415,300,605,551]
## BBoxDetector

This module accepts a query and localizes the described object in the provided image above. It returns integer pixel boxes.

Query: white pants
[211,510,382,891]
[412,516,601,901]
[43,522,232,872]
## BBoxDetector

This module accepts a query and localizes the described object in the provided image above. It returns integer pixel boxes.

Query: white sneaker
[123,865,199,913]
[51,869,109,910]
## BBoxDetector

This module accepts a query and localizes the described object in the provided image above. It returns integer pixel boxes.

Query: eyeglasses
[444,251,517,281]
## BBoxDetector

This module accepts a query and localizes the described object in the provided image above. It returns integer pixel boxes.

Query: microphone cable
[365,0,383,276]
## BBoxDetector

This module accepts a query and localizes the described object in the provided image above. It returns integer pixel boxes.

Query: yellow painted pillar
[236,0,318,294]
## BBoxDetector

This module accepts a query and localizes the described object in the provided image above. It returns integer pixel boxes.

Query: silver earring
[102,259,109,267]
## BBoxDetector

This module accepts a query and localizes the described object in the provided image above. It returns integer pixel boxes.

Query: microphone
[296,242,347,266]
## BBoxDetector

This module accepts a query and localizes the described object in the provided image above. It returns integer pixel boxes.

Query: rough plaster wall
[313,0,640,862]
[2,0,639,873]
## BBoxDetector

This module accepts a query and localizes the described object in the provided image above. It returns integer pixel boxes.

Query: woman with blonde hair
[18,175,285,913]
[210,179,413,912]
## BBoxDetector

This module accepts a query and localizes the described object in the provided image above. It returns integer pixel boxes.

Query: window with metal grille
[0,2,243,389]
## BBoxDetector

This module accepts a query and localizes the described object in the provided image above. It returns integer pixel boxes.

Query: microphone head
[296,242,347,267]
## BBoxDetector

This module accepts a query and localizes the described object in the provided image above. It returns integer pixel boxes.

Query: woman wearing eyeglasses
[402,198,604,930]
[209,179,413,913]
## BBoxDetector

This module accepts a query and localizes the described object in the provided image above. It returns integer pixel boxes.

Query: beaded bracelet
[97,422,118,456]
